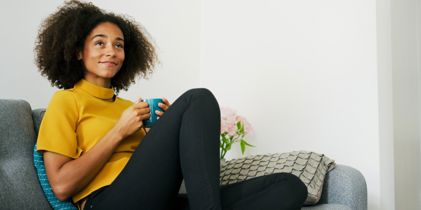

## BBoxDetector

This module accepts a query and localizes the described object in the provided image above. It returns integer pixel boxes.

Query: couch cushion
[34,145,77,210]
[0,99,50,210]
[32,109,46,136]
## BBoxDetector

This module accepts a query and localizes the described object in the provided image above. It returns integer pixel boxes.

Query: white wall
[200,0,381,209]
[0,0,201,108]
[390,0,421,209]
[376,0,396,208]
[418,0,421,207]
[0,1,62,109]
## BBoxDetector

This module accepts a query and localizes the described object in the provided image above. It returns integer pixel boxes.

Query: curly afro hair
[35,0,157,92]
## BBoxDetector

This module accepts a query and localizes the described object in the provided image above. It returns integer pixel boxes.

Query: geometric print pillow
[33,144,77,210]
[220,151,336,205]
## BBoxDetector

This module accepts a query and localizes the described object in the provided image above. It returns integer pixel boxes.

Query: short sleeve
[37,90,81,159]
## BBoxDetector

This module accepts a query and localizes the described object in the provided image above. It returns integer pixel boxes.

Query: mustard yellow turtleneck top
[37,79,145,203]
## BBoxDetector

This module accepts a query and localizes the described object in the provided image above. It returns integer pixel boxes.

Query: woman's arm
[43,102,150,201]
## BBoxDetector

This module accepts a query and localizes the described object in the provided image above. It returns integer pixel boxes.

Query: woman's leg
[173,173,307,210]
[220,173,308,210]
[86,88,222,210]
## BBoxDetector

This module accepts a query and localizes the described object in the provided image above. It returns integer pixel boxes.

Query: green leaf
[242,139,255,147]
[226,143,232,151]
[240,140,246,154]
[222,137,228,144]
[236,121,241,130]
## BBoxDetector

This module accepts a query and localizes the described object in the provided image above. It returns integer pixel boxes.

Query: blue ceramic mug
[143,98,164,127]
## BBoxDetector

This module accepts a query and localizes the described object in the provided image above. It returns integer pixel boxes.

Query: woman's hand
[156,98,171,118]
[113,101,150,140]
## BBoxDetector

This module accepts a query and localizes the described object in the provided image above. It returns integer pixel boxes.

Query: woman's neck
[83,76,111,88]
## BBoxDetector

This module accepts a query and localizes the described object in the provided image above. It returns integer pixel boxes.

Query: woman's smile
[99,61,119,67]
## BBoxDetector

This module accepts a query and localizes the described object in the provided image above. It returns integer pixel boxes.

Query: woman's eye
[115,43,124,49]
[94,41,104,47]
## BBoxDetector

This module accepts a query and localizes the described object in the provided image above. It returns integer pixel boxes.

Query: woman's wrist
[109,126,125,144]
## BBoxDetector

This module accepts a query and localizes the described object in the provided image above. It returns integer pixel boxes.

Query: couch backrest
[0,99,50,210]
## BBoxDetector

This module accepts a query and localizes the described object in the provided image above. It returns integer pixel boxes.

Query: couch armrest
[0,100,51,209]
[32,108,46,135]
[318,164,367,210]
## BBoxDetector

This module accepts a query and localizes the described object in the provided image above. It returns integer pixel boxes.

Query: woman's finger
[141,113,150,120]
[159,98,171,111]
[162,98,171,106]
[155,110,164,117]
[133,101,149,109]
[140,107,151,115]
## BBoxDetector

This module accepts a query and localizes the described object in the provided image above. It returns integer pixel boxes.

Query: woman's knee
[184,88,214,98]
[182,88,219,108]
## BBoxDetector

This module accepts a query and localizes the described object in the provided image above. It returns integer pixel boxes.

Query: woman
[35,1,307,210]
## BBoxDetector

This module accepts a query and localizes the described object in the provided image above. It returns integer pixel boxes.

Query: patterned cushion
[33,145,77,210]
[220,151,336,205]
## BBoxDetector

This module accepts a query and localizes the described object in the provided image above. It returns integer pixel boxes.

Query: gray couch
[0,99,367,210]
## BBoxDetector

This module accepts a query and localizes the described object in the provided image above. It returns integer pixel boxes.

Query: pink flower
[219,106,254,159]
[220,107,253,137]
[236,115,253,136]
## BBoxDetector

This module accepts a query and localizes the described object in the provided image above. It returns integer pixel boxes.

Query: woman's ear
[77,52,82,60]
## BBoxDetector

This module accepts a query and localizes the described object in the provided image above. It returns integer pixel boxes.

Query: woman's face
[80,22,125,87]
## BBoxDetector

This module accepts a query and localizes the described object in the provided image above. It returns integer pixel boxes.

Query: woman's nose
[105,44,116,56]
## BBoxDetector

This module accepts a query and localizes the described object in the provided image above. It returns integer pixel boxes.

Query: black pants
[85,88,307,210]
